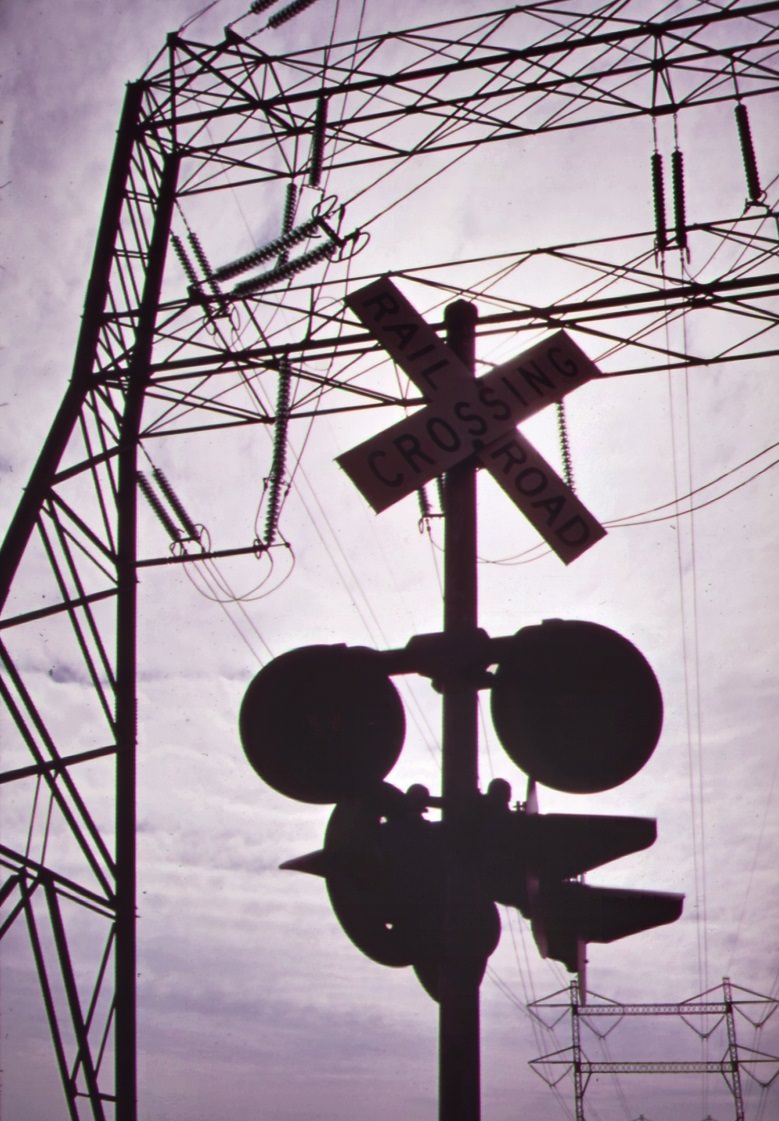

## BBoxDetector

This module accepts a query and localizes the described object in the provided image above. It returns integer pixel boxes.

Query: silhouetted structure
[2,4,778,1118]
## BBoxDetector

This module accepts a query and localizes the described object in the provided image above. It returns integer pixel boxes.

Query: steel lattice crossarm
[529,980,779,1120]
[139,2,779,182]
[1,4,778,1120]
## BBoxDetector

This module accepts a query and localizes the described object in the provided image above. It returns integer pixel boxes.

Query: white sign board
[338,277,606,563]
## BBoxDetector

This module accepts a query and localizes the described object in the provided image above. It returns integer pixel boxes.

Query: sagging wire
[477,441,779,566]
[178,0,226,32]
[138,453,291,625]
[665,312,710,1121]
[178,526,294,605]
[180,544,279,666]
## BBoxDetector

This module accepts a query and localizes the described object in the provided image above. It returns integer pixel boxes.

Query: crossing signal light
[490,619,664,793]
[483,784,684,980]
[240,625,682,999]
[239,644,405,803]
[281,778,683,1000]
[282,782,500,1000]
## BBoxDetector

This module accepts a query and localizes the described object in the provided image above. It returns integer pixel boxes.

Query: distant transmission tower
[2,3,778,1118]
[529,978,779,1120]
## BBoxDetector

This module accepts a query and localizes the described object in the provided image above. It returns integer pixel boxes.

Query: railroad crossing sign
[337,277,606,564]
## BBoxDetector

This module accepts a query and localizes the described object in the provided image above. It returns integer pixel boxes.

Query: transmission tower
[1,3,778,1119]
[529,979,779,1121]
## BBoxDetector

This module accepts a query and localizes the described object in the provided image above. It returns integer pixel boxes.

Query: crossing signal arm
[239,621,684,1000]
[278,779,683,1000]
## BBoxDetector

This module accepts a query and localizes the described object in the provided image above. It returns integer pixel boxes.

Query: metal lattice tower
[529,979,779,1120]
[2,4,778,1118]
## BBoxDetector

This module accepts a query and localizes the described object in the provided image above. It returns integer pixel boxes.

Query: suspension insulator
[249,0,278,13]
[152,469,199,541]
[651,152,668,252]
[264,357,291,546]
[282,182,297,236]
[187,231,223,304]
[555,401,575,493]
[735,102,762,202]
[671,148,688,251]
[213,217,320,283]
[276,182,298,267]
[137,472,180,541]
[268,0,319,29]
[416,486,432,523]
[309,97,328,188]
[171,233,200,289]
[231,239,337,296]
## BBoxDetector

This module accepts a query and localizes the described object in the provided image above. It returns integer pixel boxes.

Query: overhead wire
[662,253,709,1117]
[476,439,779,565]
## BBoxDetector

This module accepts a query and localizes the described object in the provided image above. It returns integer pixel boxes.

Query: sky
[1,2,778,1120]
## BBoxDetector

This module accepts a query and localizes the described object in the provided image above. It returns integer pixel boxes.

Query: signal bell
[239,644,405,803]
[490,619,663,793]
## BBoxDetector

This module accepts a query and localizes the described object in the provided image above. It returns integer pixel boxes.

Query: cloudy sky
[2,2,778,1120]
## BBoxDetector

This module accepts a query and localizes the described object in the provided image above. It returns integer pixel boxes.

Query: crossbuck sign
[337,278,606,564]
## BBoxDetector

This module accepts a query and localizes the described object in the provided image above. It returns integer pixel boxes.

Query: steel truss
[1,3,778,1118]
[529,978,779,1120]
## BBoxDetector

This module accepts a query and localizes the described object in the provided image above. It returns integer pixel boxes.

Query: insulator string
[187,230,224,304]
[735,101,762,203]
[556,400,575,493]
[171,232,200,290]
[137,472,181,541]
[435,475,445,514]
[213,216,321,282]
[672,148,688,253]
[268,0,319,29]
[309,96,328,188]
[416,486,432,525]
[652,151,668,253]
[277,181,298,268]
[264,356,292,545]
[231,240,337,296]
[152,468,200,541]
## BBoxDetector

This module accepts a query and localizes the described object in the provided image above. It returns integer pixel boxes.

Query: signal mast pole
[440,299,481,1121]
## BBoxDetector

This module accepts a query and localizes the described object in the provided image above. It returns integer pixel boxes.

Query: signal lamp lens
[239,645,405,803]
[490,620,663,793]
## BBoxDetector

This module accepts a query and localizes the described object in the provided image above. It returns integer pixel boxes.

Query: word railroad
[337,277,606,564]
